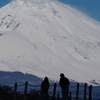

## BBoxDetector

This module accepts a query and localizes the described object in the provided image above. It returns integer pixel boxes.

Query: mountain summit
[0,0,100,85]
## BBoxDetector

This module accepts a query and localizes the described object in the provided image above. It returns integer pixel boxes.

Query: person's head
[60,73,65,78]
[44,77,48,81]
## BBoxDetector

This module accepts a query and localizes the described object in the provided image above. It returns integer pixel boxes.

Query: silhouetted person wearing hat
[59,73,70,100]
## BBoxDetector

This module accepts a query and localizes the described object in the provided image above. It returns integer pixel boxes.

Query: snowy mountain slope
[0,0,100,85]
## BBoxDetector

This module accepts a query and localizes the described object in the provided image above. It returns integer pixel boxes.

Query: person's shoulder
[65,77,70,85]
[41,81,44,84]
[65,77,69,80]
[65,77,69,82]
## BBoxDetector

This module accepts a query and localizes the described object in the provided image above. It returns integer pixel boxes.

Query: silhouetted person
[59,73,70,100]
[41,77,50,100]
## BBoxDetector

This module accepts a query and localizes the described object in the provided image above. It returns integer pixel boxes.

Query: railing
[68,83,92,100]
[0,81,92,100]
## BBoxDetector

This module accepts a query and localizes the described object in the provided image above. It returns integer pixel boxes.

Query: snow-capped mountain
[0,0,100,85]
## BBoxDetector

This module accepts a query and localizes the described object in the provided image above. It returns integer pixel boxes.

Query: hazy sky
[0,0,100,22]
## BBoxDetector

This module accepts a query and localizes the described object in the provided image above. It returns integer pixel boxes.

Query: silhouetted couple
[41,73,70,100]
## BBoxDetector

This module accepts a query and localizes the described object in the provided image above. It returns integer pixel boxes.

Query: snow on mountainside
[0,0,100,85]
